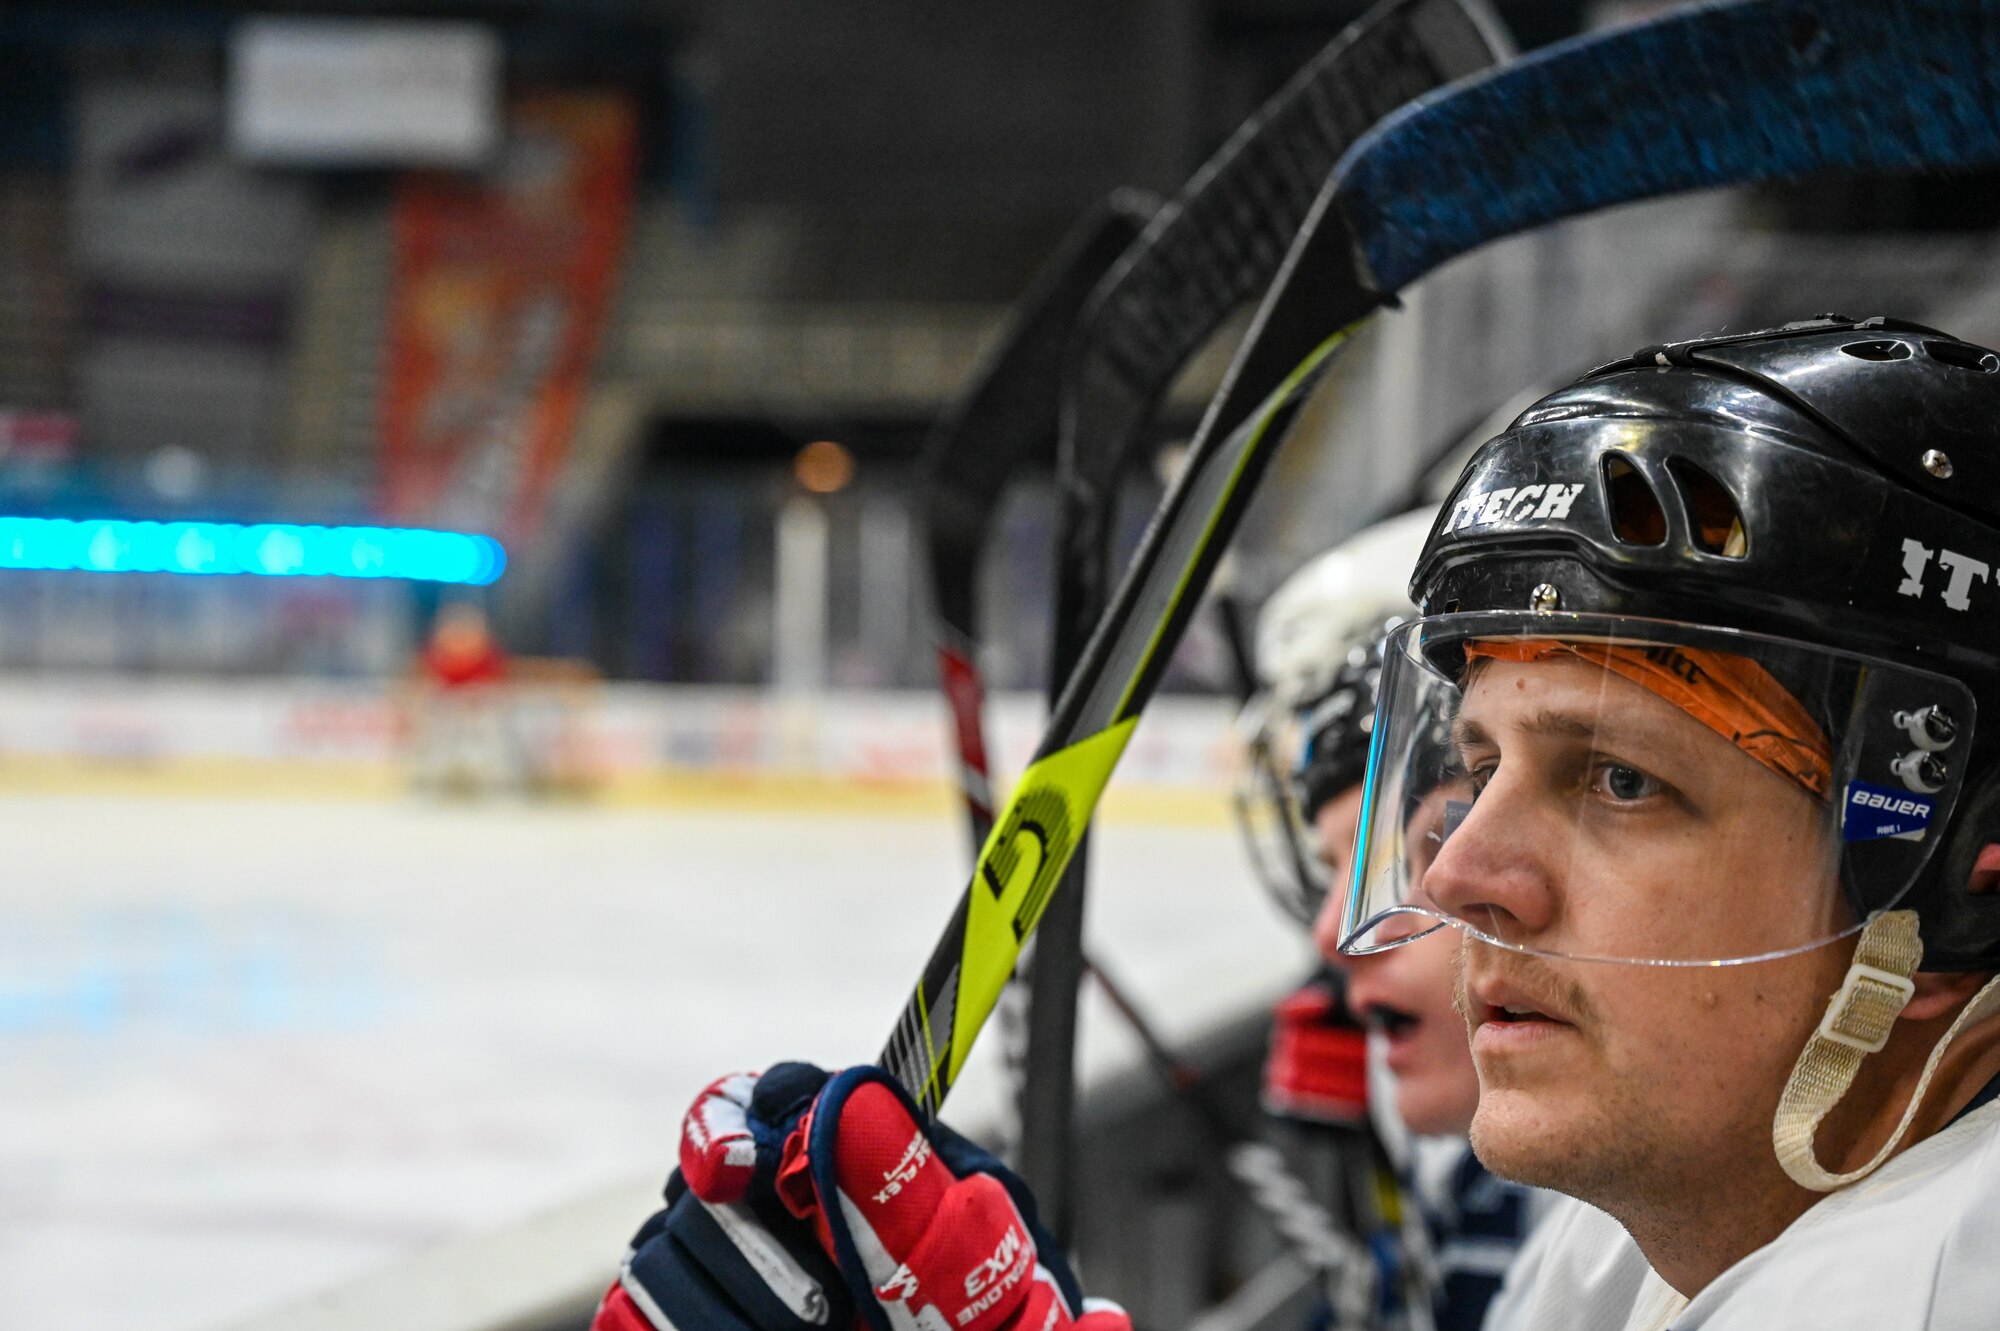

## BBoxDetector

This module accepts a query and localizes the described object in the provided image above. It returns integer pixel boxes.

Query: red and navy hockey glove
[595,1062,1130,1331]
[1261,970,1369,1126]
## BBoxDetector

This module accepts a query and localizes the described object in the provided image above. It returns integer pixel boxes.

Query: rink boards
[0,676,1240,822]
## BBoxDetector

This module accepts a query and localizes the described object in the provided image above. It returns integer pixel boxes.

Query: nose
[1420,771,1559,940]
[1313,877,1352,968]
[1309,787,1367,964]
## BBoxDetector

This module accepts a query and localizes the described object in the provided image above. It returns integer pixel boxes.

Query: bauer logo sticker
[1841,781,1935,842]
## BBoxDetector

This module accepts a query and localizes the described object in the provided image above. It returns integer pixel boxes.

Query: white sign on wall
[228,18,502,167]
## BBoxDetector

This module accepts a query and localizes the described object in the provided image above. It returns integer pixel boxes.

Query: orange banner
[380,91,637,544]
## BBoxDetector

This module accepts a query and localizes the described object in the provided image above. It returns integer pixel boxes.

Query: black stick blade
[920,194,1156,652]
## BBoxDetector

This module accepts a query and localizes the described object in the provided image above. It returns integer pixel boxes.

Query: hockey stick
[1020,0,1507,1235]
[915,194,1354,1178]
[922,194,1157,854]
[884,0,2000,1120]
[919,205,1389,1288]
[918,194,1157,1172]
[919,163,1413,1292]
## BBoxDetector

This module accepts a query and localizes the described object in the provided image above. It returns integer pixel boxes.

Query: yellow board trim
[0,754,1230,825]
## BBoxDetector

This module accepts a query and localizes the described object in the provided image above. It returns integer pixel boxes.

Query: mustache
[1450,935,1597,1028]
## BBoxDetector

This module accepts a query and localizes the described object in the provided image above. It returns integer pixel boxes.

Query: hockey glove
[1261,969,1369,1126]
[594,1062,1130,1331]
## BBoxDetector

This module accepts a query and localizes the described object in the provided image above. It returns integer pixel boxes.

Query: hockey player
[1245,507,1546,1330]
[1339,316,2000,1327]
[1246,511,1470,1130]
[409,600,518,795]
[1241,508,1441,937]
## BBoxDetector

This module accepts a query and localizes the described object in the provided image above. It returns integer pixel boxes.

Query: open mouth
[1364,1003,1420,1038]
[1482,1001,1562,1026]
[1468,976,1577,1051]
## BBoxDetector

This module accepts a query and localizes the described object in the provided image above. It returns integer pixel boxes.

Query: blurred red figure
[411,602,519,795]
[421,601,510,690]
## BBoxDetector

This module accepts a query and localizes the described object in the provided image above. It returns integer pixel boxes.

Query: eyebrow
[1452,708,1598,750]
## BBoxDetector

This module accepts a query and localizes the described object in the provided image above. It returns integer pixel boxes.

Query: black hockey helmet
[1292,631,1387,817]
[1391,315,2000,970]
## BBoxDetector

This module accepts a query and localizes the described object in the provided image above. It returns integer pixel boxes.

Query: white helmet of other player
[1254,506,1437,710]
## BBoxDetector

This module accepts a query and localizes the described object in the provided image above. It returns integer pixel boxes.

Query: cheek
[1587,974,1715,1080]
[1585,960,1830,1092]
[1561,821,1834,958]
[1743,821,1847,935]
[1562,835,1712,950]
[1576,787,1840,943]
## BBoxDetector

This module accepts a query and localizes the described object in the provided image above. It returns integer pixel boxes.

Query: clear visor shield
[1339,613,1976,967]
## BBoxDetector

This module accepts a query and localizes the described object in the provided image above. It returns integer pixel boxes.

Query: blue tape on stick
[1336,0,2000,296]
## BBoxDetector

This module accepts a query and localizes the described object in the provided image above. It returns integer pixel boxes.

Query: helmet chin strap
[1774,910,2000,1191]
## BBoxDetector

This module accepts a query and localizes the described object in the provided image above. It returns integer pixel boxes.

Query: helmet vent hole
[1841,339,1911,362]
[1603,455,1667,547]
[1923,340,2000,373]
[1668,458,1748,558]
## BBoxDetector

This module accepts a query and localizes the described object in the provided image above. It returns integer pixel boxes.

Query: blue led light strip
[0,518,505,585]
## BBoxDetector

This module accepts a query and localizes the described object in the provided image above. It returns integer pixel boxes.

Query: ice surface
[0,792,1304,1331]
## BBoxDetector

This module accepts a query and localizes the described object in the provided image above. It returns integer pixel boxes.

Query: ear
[1911,842,2000,1015]
[1903,967,1999,1022]
[1903,839,2000,1020]
[1967,843,2000,897]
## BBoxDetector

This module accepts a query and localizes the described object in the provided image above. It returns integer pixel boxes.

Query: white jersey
[1484,1097,2000,1331]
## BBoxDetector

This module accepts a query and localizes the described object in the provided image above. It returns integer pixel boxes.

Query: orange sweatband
[1464,638,1833,799]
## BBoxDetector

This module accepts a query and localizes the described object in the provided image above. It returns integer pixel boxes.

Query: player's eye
[1592,760,1664,803]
